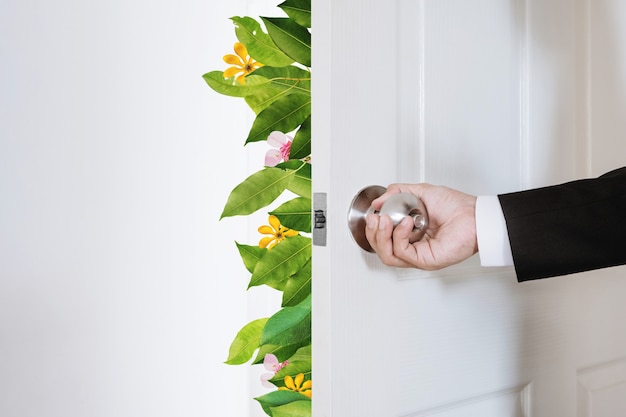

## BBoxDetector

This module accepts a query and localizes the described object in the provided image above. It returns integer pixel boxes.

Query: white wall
[0,0,277,415]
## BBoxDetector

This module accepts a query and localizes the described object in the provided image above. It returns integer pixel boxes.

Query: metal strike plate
[313,192,327,246]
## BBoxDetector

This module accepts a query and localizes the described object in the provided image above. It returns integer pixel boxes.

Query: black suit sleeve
[498,167,626,281]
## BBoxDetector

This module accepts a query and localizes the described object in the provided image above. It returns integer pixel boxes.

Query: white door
[313,0,626,416]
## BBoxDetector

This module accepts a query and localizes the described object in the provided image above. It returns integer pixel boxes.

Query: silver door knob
[347,185,429,252]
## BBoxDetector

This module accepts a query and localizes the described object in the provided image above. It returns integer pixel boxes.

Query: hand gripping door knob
[347,185,429,252]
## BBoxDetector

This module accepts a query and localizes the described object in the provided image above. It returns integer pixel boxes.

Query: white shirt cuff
[475,196,514,267]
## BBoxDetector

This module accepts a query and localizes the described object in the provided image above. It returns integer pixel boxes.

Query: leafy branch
[203,1,312,416]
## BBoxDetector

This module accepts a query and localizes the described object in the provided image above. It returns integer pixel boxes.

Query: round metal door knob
[347,185,429,252]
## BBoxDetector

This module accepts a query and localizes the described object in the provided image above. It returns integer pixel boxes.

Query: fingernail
[366,214,375,229]
[379,215,389,228]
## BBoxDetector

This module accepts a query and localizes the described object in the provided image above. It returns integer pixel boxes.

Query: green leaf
[225,318,269,365]
[246,93,311,144]
[251,66,311,96]
[287,162,311,198]
[235,242,267,274]
[203,71,288,115]
[261,17,311,67]
[202,71,271,98]
[275,160,306,170]
[274,161,311,198]
[250,235,312,290]
[271,401,311,417]
[255,391,310,416]
[261,294,311,346]
[221,168,294,218]
[231,16,294,67]
[271,360,312,387]
[254,338,311,364]
[243,66,310,114]
[279,0,311,28]
[270,197,311,233]
[244,82,290,115]
[282,258,311,307]
[289,115,311,159]
[287,344,312,363]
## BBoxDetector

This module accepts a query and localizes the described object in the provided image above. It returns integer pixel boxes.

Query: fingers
[391,217,431,269]
[364,183,478,271]
[365,214,414,267]
[365,214,417,268]
[392,216,418,252]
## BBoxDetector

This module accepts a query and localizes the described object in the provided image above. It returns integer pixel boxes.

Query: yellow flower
[223,42,263,85]
[258,215,299,249]
[278,373,312,398]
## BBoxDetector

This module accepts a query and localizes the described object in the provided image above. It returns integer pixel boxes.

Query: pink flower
[265,131,292,167]
[260,353,289,388]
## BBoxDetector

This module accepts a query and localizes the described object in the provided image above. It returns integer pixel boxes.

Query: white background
[0,0,280,415]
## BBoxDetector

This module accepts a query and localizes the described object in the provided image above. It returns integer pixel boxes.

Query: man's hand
[364,183,478,270]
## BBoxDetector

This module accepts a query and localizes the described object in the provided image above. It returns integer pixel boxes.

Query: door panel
[589,1,626,175]
[313,0,626,416]
[401,0,524,192]
[577,358,626,417]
